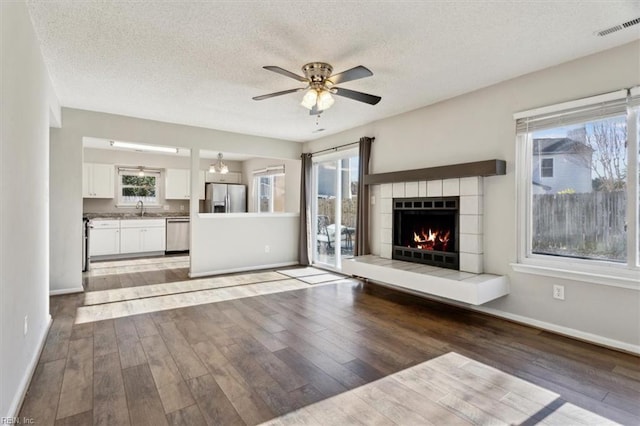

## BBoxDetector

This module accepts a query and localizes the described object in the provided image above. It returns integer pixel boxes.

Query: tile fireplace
[393,197,459,269]
[379,176,484,274]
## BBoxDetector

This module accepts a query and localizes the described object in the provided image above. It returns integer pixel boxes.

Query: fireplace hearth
[393,197,459,269]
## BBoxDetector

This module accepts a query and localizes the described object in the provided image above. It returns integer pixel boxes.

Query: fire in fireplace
[393,197,459,269]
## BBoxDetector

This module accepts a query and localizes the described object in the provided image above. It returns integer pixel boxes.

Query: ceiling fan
[253,62,381,115]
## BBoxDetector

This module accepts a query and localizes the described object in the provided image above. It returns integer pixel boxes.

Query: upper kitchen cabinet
[165,168,206,200]
[83,163,115,198]
[205,171,242,184]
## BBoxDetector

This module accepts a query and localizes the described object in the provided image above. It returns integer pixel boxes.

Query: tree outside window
[118,171,160,205]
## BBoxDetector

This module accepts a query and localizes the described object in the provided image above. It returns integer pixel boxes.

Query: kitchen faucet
[136,200,145,217]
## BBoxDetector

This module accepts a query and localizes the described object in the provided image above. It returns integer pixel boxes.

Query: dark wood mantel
[363,159,506,185]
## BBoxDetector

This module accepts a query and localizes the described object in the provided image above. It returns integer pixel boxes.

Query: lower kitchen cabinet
[120,219,166,253]
[89,220,120,256]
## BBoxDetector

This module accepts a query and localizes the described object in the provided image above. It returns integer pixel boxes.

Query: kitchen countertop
[83,212,189,220]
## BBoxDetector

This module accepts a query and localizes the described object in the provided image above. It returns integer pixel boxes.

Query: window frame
[116,168,161,207]
[513,89,639,289]
[540,158,554,178]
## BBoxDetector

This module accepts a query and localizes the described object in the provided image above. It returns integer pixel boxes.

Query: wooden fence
[532,192,626,260]
[317,197,357,228]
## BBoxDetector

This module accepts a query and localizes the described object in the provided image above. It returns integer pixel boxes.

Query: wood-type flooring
[19,262,640,425]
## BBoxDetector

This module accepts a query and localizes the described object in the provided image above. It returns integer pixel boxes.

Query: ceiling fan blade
[333,87,381,105]
[263,66,307,82]
[252,88,303,101]
[328,66,373,85]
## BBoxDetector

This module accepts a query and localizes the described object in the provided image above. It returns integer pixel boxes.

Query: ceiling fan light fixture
[300,89,318,109]
[316,90,334,110]
[255,62,380,113]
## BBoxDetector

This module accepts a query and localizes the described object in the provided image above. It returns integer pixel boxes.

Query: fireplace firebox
[393,197,459,269]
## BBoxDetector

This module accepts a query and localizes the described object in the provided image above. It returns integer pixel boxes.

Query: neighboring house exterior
[317,157,357,198]
[532,138,593,194]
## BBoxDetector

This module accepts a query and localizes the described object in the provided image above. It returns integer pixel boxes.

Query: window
[118,169,160,206]
[514,88,639,286]
[540,158,553,178]
[253,166,285,213]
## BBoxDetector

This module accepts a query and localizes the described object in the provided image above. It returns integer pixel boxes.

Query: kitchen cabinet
[89,220,120,256]
[205,171,242,184]
[165,169,206,200]
[120,219,166,253]
[83,163,115,198]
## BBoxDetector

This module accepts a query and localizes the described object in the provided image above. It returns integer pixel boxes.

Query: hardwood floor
[83,256,190,292]
[20,266,640,425]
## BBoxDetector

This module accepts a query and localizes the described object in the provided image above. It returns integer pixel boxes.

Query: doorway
[312,150,358,270]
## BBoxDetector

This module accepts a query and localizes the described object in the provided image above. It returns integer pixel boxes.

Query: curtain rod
[308,137,374,157]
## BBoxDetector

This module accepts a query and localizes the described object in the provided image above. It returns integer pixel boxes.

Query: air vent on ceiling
[596,17,640,36]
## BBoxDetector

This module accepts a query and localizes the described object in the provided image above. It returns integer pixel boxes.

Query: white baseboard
[49,287,84,296]
[189,261,299,278]
[365,278,640,355]
[8,315,52,418]
[470,305,640,355]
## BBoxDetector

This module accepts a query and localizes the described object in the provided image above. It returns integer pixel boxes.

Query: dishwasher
[165,217,190,252]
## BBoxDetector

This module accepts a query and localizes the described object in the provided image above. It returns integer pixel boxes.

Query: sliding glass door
[312,150,358,270]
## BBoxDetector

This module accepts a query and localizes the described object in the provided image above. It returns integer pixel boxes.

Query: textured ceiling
[27,1,640,142]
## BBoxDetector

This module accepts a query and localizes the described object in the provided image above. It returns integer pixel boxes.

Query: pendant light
[209,152,229,174]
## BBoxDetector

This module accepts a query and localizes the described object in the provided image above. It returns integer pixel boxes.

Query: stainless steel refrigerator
[204,183,247,213]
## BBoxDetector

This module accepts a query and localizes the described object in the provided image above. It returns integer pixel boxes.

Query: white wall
[242,157,301,213]
[191,214,299,276]
[304,40,640,351]
[50,108,302,292]
[1,2,59,418]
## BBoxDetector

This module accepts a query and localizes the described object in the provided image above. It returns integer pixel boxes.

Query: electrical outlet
[371,195,376,205]
[553,285,565,300]
[180,205,185,211]
[264,245,270,253]
[23,315,28,336]
[163,205,170,211]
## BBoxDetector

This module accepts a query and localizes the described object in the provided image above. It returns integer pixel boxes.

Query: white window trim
[117,168,162,207]
[513,91,639,290]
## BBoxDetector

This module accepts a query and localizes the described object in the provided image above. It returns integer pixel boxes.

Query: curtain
[354,137,373,256]
[298,153,313,265]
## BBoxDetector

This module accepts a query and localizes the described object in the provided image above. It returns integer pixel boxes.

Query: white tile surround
[377,176,484,274]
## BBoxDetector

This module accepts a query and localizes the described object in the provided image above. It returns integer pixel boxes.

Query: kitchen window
[253,165,285,213]
[513,88,639,288]
[117,168,161,206]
